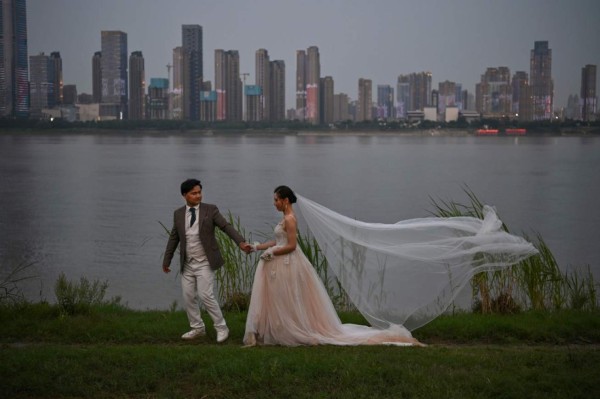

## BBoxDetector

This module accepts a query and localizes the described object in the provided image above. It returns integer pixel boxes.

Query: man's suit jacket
[162,202,245,272]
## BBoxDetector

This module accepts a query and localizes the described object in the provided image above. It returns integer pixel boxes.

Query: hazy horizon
[28,0,600,110]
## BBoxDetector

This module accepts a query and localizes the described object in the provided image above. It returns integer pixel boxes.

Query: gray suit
[162,202,245,273]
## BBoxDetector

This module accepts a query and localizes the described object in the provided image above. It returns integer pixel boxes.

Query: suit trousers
[181,257,226,331]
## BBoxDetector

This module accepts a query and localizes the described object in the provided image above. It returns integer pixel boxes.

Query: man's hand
[239,242,253,254]
[162,264,171,273]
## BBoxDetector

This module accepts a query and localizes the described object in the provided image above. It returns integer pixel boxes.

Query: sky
[28,0,600,109]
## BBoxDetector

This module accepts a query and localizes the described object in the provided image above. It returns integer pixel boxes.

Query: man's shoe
[216,327,229,343]
[181,328,205,340]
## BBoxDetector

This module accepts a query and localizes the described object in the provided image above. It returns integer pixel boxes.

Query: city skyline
[28,0,600,110]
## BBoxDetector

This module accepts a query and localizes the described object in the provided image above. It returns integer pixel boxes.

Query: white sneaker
[181,328,205,340]
[216,327,229,343]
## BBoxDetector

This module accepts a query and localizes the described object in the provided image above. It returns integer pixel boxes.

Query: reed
[0,259,38,305]
[214,211,262,311]
[430,186,599,313]
[54,272,111,315]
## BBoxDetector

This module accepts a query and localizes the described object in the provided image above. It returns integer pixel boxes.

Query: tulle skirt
[243,248,422,347]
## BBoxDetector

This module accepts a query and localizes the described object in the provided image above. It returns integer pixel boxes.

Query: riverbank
[2,304,599,398]
[1,125,599,137]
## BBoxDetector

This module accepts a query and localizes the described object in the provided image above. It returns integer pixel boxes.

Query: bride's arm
[253,240,276,251]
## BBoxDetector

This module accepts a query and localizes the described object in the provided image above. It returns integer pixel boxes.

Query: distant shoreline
[0,126,598,137]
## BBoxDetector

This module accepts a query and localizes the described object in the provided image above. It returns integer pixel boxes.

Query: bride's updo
[274,185,297,204]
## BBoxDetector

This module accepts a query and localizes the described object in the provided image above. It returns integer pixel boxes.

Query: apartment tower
[530,41,553,120]
[92,51,102,103]
[580,64,597,121]
[357,78,372,121]
[100,30,128,119]
[182,25,202,121]
[0,0,29,118]
[128,51,145,120]
[270,59,285,121]
[215,49,242,122]
[29,52,53,118]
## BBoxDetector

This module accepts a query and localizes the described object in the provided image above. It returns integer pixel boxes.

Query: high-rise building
[530,41,553,120]
[295,50,306,120]
[475,67,512,117]
[50,52,62,106]
[171,46,183,119]
[320,76,334,124]
[92,51,102,103]
[333,93,349,122]
[29,52,54,118]
[580,64,597,122]
[377,84,394,120]
[437,81,456,116]
[63,84,77,105]
[376,85,392,120]
[357,78,372,121]
[100,30,128,119]
[215,49,242,122]
[255,49,270,121]
[0,0,29,118]
[270,60,285,121]
[396,75,410,119]
[511,71,529,118]
[148,78,169,120]
[305,46,320,125]
[396,72,432,116]
[182,25,202,121]
[128,51,145,120]
[245,84,261,122]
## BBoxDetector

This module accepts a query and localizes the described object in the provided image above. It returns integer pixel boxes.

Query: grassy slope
[1,305,599,398]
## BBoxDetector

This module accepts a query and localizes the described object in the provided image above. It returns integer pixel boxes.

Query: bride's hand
[260,247,275,261]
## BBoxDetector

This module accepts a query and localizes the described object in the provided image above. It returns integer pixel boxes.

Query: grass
[1,304,599,398]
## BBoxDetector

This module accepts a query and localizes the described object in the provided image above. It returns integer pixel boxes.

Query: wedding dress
[243,196,538,346]
[243,220,422,347]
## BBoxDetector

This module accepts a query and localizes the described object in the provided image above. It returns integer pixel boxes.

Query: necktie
[189,207,196,227]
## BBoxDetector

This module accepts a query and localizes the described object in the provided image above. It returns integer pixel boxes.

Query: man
[162,178,251,343]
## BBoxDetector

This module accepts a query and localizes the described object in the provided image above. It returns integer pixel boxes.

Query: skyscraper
[295,50,306,120]
[580,64,597,122]
[171,46,183,119]
[92,51,102,103]
[29,52,53,118]
[320,76,334,124]
[255,48,270,121]
[357,78,372,122]
[511,71,529,118]
[128,51,145,120]
[182,25,202,121]
[215,49,242,122]
[305,46,320,125]
[50,51,62,106]
[530,41,553,120]
[437,81,456,116]
[270,60,285,122]
[397,72,432,116]
[377,84,394,120]
[475,67,512,117]
[101,30,128,119]
[0,0,29,118]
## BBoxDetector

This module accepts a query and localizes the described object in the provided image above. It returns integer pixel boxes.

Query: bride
[243,186,537,347]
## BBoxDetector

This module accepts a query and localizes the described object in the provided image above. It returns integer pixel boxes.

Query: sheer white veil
[296,195,538,331]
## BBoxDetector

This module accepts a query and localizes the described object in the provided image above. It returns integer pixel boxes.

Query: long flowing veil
[296,195,538,331]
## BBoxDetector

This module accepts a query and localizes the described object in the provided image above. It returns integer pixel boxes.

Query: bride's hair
[274,185,297,204]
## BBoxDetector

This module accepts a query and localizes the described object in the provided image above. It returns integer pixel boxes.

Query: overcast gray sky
[28,0,600,109]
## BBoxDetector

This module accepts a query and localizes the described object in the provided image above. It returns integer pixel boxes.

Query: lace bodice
[274,221,288,246]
